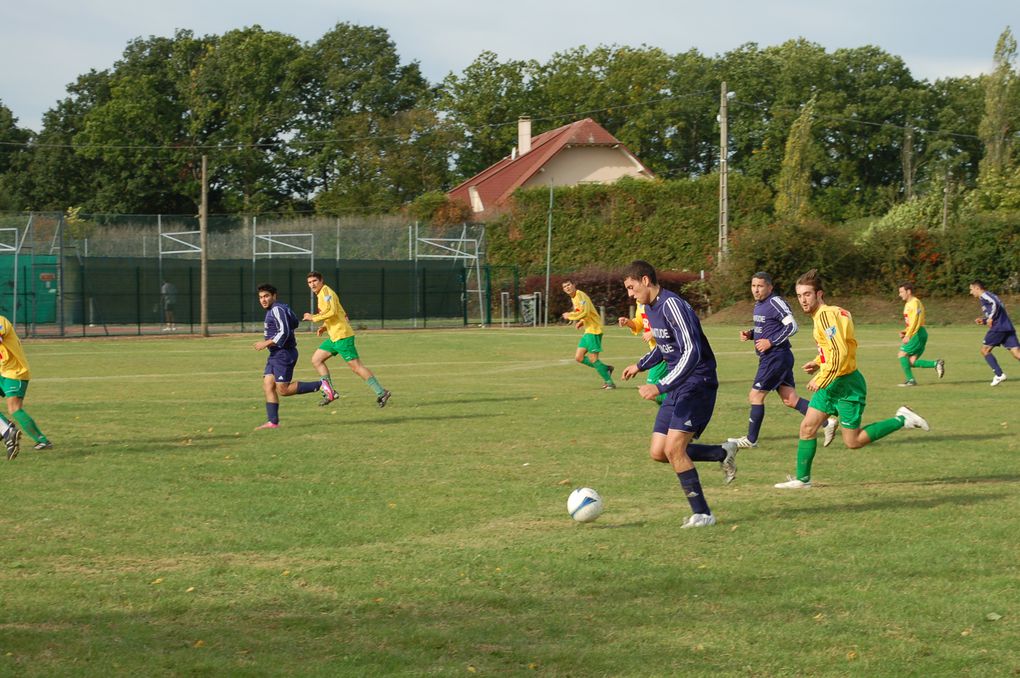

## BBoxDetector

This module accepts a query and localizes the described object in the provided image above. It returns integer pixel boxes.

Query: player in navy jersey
[253,284,322,429]
[728,272,837,449]
[970,280,1020,386]
[620,260,738,529]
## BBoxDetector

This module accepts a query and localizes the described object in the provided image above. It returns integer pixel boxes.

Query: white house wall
[519,147,650,188]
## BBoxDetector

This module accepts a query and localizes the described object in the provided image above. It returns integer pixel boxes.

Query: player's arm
[563,294,590,321]
[309,293,340,323]
[652,298,700,394]
[767,297,798,344]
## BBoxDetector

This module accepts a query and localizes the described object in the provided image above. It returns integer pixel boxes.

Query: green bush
[486,175,773,275]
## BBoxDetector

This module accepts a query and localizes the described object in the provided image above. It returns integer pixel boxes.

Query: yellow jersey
[811,303,857,389]
[624,303,656,351]
[901,297,925,340]
[564,290,602,335]
[0,315,31,380]
[310,284,355,341]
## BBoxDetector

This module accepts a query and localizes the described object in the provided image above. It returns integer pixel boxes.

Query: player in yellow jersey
[617,302,665,403]
[0,315,52,459]
[303,272,391,408]
[774,270,930,489]
[896,282,944,386]
[561,280,614,389]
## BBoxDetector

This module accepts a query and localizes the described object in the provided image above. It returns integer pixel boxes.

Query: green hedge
[485,175,772,274]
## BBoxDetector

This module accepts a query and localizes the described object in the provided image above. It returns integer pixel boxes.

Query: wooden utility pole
[718,81,729,264]
[200,154,209,337]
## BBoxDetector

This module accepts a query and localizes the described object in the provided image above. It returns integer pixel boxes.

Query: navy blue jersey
[751,293,799,356]
[636,288,717,394]
[264,302,300,352]
[979,291,1015,333]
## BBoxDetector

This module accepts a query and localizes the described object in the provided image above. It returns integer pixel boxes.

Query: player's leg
[897,349,917,386]
[311,345,339,403]
[579,335,613,386]
[336,337,390,406]
[257,364,282,429]
[275,380,321,398]
[0,396,21,459]
[3,381,50,450]
[664,430,715,527]
[777,384,809,414]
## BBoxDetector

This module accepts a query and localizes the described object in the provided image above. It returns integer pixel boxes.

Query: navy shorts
[983,329,1020,350]
[752,347,796,392]
[264,347,298,383]
[653,378,718,439]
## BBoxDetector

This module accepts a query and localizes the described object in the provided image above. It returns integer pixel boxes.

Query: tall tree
[978,27,1018,181]
[0,100,33,210]
[292,22,446,213]
[774,96,817,223]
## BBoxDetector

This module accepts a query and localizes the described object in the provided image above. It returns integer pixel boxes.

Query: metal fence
[0,212,521,337]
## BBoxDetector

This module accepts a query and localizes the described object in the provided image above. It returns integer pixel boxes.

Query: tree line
[0,23,1017,223]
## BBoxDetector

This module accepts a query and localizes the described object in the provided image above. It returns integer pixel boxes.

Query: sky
[2,0,1015,133]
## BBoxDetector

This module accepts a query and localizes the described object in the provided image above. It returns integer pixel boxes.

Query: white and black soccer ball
[567,487,604,523]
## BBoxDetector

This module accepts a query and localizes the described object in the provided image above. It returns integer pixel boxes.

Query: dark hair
[257,283,278,295]
[796,269,823,292]
[751,271,773,286]
[561,279,574,286]
[623,260,658,285]
[899,282,914,292]
[307,271,323,281]
[969,279,985,289]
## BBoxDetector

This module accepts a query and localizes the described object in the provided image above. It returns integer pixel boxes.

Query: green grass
[1,324,1018,676]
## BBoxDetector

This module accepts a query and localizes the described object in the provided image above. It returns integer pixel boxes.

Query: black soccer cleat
[377,390,392,408]
[4,426,21,461]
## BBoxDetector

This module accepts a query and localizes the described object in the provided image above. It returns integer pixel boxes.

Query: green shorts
[578,333,603,353]
[319,336,360,362]
[646,361,668,386]
[0,377,28,398]
[808,369,867,430]
[901,326,928,357]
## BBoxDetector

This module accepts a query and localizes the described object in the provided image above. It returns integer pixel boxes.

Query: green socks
[13,409,47,444]
[914,359,937,368]
[899,356,915,381]
[795,438,817,482]
[862,416,905,443]
[581,356,613,383]
[366,376,386,397]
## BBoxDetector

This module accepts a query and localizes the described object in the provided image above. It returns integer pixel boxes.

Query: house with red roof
[447,117,655,218]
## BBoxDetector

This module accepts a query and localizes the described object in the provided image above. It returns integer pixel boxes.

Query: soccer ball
[567,487,604,523]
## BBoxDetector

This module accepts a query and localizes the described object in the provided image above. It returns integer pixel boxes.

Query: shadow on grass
[414,395,540,406]
[882,431,1014,445]
[772,491,1006,517]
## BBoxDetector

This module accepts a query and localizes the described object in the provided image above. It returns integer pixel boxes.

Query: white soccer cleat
[822,417,839,447]
[896,405,930,431]
[774,475,812,489]
[680,513,717,528]
[720,441,738,484]
[991,373,1007,387]
[935,359,945,379]
[727,436,758,449]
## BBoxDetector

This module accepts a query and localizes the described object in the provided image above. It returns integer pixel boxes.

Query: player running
[303,271,391,407]
[253,284,323,429]
[0,314,50,458]
[562,280,615,390]
[727,271,837,449]
[620,261,738,528]
[969,280,1020,386]
[896,282,944,386]
[774,270,931,489]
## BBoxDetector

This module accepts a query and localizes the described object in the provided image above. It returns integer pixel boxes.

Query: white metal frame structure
[414,222,486,325]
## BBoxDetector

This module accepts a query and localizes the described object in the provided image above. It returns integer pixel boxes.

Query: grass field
[1,323,1018,676]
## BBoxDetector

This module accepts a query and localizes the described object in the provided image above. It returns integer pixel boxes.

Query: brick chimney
[517,116,532,156]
